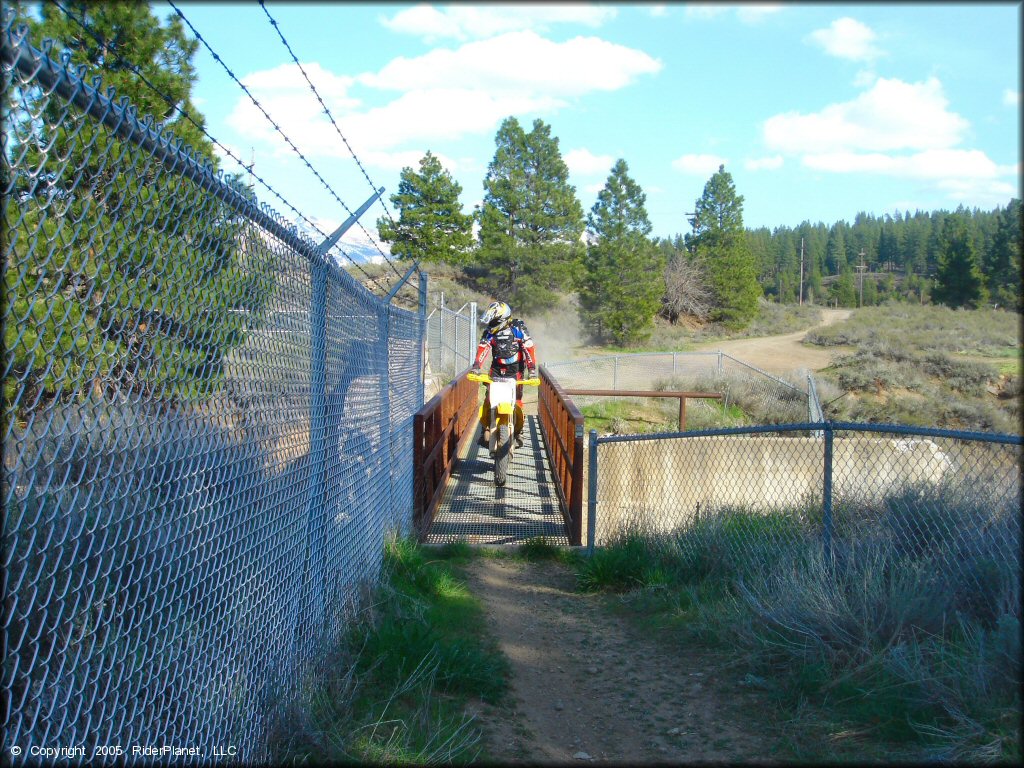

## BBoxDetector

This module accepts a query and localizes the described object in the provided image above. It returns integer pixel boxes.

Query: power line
[49,0,391,295]
[167,0,404,283]
[257,0,400,234]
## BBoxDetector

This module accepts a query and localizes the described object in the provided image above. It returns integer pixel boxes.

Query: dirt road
[464,558,774,764]
[691,308,852,374]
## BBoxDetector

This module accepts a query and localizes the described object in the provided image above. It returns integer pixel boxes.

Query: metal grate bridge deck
[425,415,570,545]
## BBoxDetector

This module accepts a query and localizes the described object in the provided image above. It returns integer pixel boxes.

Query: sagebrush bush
[806,303,1018,354]
[589,489,1022,761]
[809,304,1018,432]
[654,371,809,426]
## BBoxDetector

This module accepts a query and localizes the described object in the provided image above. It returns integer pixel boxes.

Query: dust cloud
[519,293,589,365]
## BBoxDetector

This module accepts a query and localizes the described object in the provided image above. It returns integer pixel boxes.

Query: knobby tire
[495,423,511,486]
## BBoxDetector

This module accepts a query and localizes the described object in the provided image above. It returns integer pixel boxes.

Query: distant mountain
[289,215,389,266]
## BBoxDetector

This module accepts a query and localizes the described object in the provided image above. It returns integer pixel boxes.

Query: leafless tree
[661,252,712,323]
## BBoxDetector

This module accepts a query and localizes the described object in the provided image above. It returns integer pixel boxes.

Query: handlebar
[467,372,540,387]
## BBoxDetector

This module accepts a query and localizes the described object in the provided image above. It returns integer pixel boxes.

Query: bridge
[414,367,585,547]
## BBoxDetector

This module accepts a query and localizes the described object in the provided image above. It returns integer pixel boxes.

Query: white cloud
[380,4,617,42]
[212,140,247,170]
[934,177,1018,204]
[227,32,658,166]
[853,69,877,88]
[584,182,606,194]
[807,17,882,62]
[243,62,359,109]
[763,77,968,155]
[649,5,669,18]
[801,150,1020,207]
[762,76,1018,207]
[358,149,461,174]
[1003,89,1021,107]
[745,155,783,171]
[685,4,782,24]
[683,4,729,21]
[671,153,727,175]
[565,148,615,175]
[360,31,661,96]
[801,149,1016,180]
[229,86,564,160]
[737,5,784,24]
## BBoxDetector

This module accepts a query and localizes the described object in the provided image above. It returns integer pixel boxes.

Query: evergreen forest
[378,117,1021,343]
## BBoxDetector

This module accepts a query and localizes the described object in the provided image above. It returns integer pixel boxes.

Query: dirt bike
[467,371,540,486]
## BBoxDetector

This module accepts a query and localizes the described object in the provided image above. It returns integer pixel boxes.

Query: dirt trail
[463,558,774,764]
[690,308,852,374]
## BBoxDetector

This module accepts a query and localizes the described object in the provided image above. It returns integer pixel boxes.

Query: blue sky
[168,2,1020,250]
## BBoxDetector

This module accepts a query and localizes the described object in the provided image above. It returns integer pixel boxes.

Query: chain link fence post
[588,429,599,556]
[822,420,834,566]
[469,301,478,364]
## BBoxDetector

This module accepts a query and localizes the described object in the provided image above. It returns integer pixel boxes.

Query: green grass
[989,346,1023,377]
[270,536,508,764]
[580,394,752,434]
[579,399,678,434]
[516,536,581,566]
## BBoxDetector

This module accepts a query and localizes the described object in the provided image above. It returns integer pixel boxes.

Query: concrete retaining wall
[596,435,953,540]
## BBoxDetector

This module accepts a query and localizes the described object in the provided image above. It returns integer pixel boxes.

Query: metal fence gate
[3,19,423,762]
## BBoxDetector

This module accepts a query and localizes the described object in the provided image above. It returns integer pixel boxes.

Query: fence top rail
[539,365,585,423]
[564,389,722,400]
[2,24,315,260]
[719,353,805,394]
[2,20,423,323]
[828,420,1023,445]
[545,351,723,368]
[591,420,1023,446]
[415,369,471,419]
[593,422,821,444]
[543,351,806,396]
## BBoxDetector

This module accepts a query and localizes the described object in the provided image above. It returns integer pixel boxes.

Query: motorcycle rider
[470,301,538,449]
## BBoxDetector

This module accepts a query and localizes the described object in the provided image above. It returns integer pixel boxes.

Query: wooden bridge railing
[560,389,723,432]
[413,370,478,539]
[538,365,585,545]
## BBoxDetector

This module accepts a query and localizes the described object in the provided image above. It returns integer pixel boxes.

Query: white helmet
[480,301,511,330]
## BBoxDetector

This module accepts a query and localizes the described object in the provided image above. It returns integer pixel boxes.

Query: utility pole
[856,248,867,308]
[799,237,805,306]
[685,211,698,254]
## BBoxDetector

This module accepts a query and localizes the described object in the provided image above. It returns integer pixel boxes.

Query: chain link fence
[545,351,817,429]
[424,298,476,398]
[3,20,423,761]
[588,422,1021,602]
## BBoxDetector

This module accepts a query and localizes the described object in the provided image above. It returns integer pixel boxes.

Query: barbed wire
[47,0,392,296]
[257,1,401,236]
[166,0,406,285]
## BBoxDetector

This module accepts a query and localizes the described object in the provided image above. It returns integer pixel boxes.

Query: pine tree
[686,165,760,327]
[4,3,273,411]
[932,214,988,308]
[986,199,1021,310]
[825,222,848,275]
[377,151,473,265]
[579,160,665,345]
[476,117,584,313]
[831,272,857,307]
